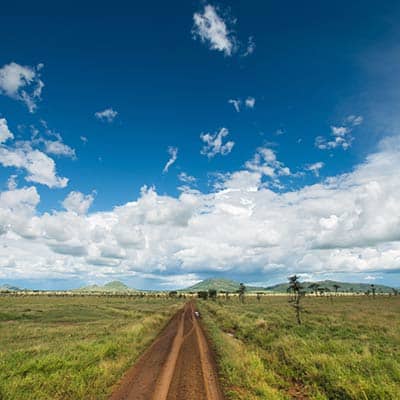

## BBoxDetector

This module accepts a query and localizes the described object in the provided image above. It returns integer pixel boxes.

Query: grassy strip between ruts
[0,296,183,400]
[198,295,400,400]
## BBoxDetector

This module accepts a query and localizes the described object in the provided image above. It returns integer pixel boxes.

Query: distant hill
[74,280,137,293]
[182,278,397,294]
[183,278,264,292]
[0,284,22,292]
[265,280,397,294]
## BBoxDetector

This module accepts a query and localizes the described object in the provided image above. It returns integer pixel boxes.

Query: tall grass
[0,296,182,400]
[199,296,400,399]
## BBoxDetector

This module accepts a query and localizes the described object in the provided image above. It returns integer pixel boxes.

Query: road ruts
[109,302,224,400]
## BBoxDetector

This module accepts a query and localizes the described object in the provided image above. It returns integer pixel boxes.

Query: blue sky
[1,2,400,290]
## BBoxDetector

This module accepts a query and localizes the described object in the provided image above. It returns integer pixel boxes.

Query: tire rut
[109,302,224,400]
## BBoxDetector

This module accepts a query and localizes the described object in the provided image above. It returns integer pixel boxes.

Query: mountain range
[0,278,397,293]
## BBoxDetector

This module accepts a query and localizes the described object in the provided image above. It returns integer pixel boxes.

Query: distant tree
[256,292,262,302]
[197,291,208,300]
[208,288,217,300]
[308,283,319,295]
[392,288,399,296]
[238,283,246,303]
[371,284,376,299]
[333,284,340,296]
[169,291,178,298]
[288,275,305,325]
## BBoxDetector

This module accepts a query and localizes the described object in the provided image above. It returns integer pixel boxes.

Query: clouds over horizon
[1,135,400,287]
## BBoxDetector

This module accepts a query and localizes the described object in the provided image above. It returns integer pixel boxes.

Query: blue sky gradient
[1,2,400,289]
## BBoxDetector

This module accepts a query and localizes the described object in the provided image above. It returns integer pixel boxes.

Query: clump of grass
[0,296,182,400]
[199,296,400,400]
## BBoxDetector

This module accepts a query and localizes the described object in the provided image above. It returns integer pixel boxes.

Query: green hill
[184,278,264,292]
[74,280,136,293]
[265,280,396,294]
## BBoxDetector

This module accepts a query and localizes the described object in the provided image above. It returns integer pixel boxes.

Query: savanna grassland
[0,295,182,400]
[199,295,400,400]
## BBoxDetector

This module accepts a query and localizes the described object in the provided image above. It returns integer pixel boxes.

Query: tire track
[109,302,224,400]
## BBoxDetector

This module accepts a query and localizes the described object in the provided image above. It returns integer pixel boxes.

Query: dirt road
[109,302,224,400]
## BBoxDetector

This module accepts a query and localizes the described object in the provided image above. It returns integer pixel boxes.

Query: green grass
[0,295,182,400]
[198,295,400,400]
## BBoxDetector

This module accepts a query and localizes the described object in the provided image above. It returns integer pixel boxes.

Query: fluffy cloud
[0,118,14,144]
[306,161,324,177]
[95,108,118,123]
[245,147,290,178]
[245,97,255,108]
[200,127,234,158]
[192,5,235,56]
[62,191,94,215]
[1,135,400,287]
[346,115,363,126]
[45,140,76,159]
[178,172,196,184]
[316,115,363,151]
[0,143,68,188]
[192,5,255,58]
[0,62,44,112]
[163,146,178,173]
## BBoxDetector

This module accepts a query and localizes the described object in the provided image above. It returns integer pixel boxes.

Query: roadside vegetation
[0,296,182,400]
[199,295,400,399]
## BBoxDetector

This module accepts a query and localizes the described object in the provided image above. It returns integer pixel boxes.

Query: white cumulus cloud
[45,140,76,159]
[200,127,235,158]
[62,191,94,215]
[192,5,236,56]
[245,147,290,178]
[95,108,118,123]
[0,143,68,188]
[316,115,363,151]
[306,162,325,177]
[245,97,255,108]
[0,62,44,112]
[0,118,14,144]
[1,133,400,288]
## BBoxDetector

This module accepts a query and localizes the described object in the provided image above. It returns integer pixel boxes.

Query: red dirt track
[109,302,224,400]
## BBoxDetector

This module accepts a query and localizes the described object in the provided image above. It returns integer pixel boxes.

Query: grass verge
[0,296,182,400]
